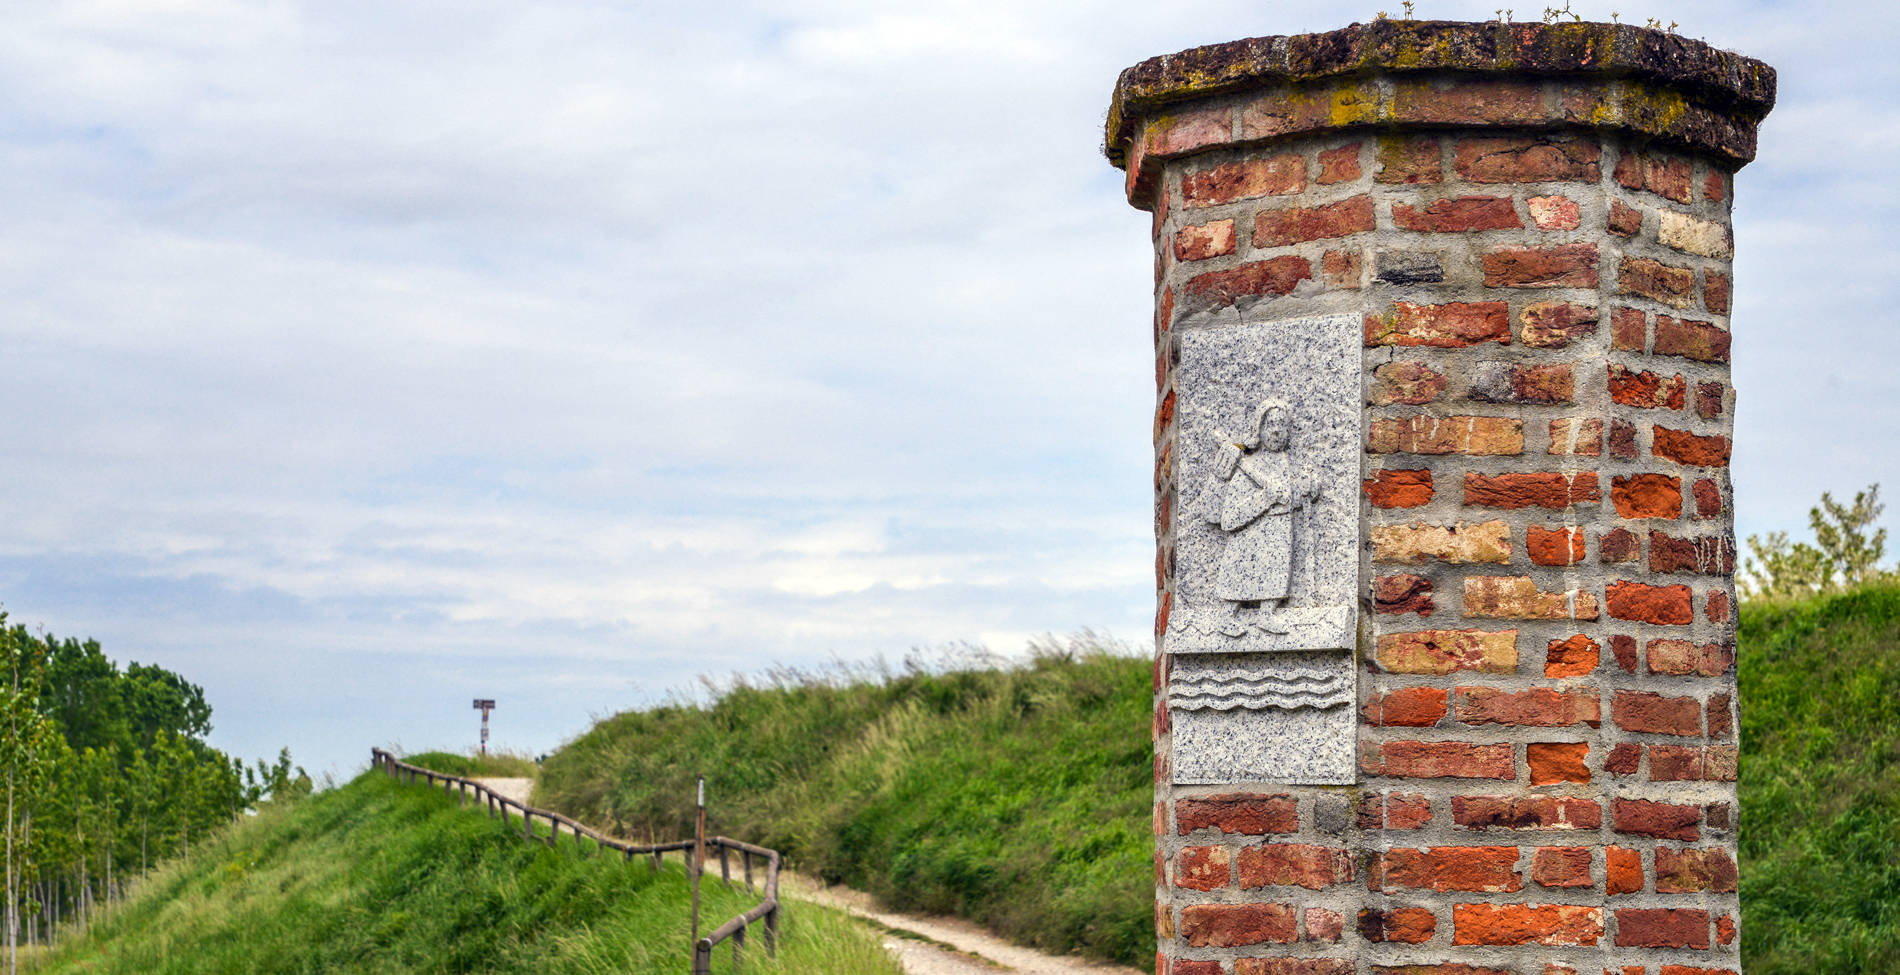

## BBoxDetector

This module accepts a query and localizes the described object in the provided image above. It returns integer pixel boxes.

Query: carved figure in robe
[1204,398,1320,636]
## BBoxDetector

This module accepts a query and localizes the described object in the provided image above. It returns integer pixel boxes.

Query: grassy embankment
[538,588,1900,972]
[29,762,899,975]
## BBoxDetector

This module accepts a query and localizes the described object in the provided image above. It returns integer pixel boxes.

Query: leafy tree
[1743,484,1890,598]
[1,619,55,975]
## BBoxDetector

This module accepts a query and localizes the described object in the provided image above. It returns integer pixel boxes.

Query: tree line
[1,613,308,971]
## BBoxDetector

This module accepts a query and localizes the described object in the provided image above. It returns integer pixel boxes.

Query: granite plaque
[1167,313,1360,785]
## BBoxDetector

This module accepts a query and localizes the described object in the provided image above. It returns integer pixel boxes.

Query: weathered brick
[1468,362,1573,405]
[1519,301,1599,347]
[1618,256,1698,308]
[1611,306,1647,350]
[1706,587,1732,623]
[1610,635,1639,672]
[1454,137,1601,183]
[1173,219,1237,262]
[1482,243,1599,288]
[1254,196,1376,246]
[1182,154,1304,206]
[1452,903,1602,946]
[1238,843,1353,890]
[1184,257,1313,309]
[1376,136,1442,184]
[1463,576,1599,621]
[1695,381,1726,419]
[1705,169,1728,202]
[1374,574,1437,616]
[1707,693,1735,737]
[1659,968,1738,975]
[1367,301,1511,347]
[1607,846,1644,895]
[1320,248,1362,289]
[1606,742,1642,776]
[1614,799,1702,841]
[1529,742,1591,785]
[1372,521,1512,564]
[1531,846,1593,887]
[1358,907,1438,944]
[1527,194,1580,230]
[1716,915,1738,946]
[1544,634,1599,677]
[1607,580,1695,625]
[1373,966,1512,975]
[1317,143,1363,184]
[1457,685,1600,726]
[1693,478,1723,518]
[1304,906,1345,943]
[1654,427,1732,467]
[1180,902,1298,947]
[1645,638,1734,676]
[1177,794,1299,835]
[1704,270,1731,314]
[1364,469,1434,508]
[1650,744,1739,783]
[1611,473,1682,519]
[1174,961,1222,975]
[1654,315,1731,362]
[1465,471,1599,509]
[1394,78,1543,124]
[1608,365,1687,410]
[1393,195,1521,232]
[1372,416,1523,455]
[1361,740,1515,779]
[1527,526,1585,567]
[1614,151,1694,203]
[1236,959,1354,975]
[1615,908,1709,949]
[1370,846,1523,893]
[1454,795,1601,831]
[1375,249,1444,284]
[1144,106,1232,157]
[1176,845,1232,890]
[1614,690,1702,736]
[1609,419,1639,459]
[1599,527,1641,563]
[1648,532,1736,576]
[1608,199,1643,236]
[1358,792,1434,830]
[1548,417,1602,456]
[1375,628,1517,675]
[1371,362,1449,405]
[1659,210,1733,258]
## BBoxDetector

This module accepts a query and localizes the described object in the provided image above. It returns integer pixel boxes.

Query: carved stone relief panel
[1166,313,1360,785]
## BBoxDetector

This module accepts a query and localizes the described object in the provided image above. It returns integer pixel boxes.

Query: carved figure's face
[1258,408,1290,452]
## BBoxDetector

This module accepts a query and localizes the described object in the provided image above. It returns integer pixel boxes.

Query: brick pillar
[1110,22,1773,975]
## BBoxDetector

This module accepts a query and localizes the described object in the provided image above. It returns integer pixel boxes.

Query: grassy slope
[32,770,899,975]
[535,647,1154,965]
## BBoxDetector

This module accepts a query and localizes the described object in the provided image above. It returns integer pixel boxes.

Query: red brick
[1693,478,1722,518]
[1705,587,1731,623]
[1371,416,1523,455]
[1182,154,1304,205]
[1367,301,1511,347]
[1363,685,1448,728]
[1254,196,1376,246]
[1374,574,1437,616]
[1469,362,1573,404]
[1528,525,1585,566]
[1704,270,1731,314]
[1716,915,1737,945]
[1177,794,1298,835]
[1452,903,1602,946]
[1654,427,1732,467]
[1528,194,1580,230]
[1305,907,1344,943]
[1454,795,1601,831]
[1180,902,1298,948]
[1482,243,1600,288]
[1611,473,1682,519]
[1544,634,1599,678]
[1611,306,1647,350]
[1610,634,1639,672]
[1465,471,1599,509]
[1173,962,1222,975]
[1463,575,1598,620]
[1371,846,1522,893]
[1376,136,1443,184]
[1648,532,1736,575]
[1365,469,1434,508]
[1239,843,1353,890]
[1615,908,1709,949]
[1375,628,1517,674]
[1650,745,1739,783]
[1318,143,1363,184]
[1236,960,1354,975]
[1144,106,1232,157]
[1607,581,1694,625]
[1358,792,1433,830]
[1653,315,1730,362]
[1531,846,1593,887]
[1395,78,1543,124]
[1661,968,1738,975]
[1618,257,1698,308]
[1173,219,1236,262]
[1705,169,1728,202]
[1455,137,1602,183]
[1695,381,1725,419]
[1373,967,1512,975]
[1600,527,1641,563]
[1528,742,1591,785]
[1615,152,1694,203]
[1394,195,1521,232]
[1183,257,1313,309]
[1548,417,1602,456]
[1606,742,1641,777]
[1705,802,1735,832]
[1707,693,1734,737]
[1321,248,1362,289]
[1519,301,1600,347]
[1608,365,1687,410]
[1607,846,1644,895]
[1608,199,1643,236]
[1457,686,1600,727]
[1362,741,1515,779]
[1614,799,1702,841]
[1371,362,1448,405]
[1359,907,1438,944]
[1614,690,1702,736]
[1645,638,1734,676]
[1175,845,1232,890]
[1609,420,1638,459]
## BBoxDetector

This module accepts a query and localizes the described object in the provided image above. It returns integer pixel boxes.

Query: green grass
[1737,581,1900,974]
[399,749,541,778]
[535,641,1154,965]
[30,769,900,975]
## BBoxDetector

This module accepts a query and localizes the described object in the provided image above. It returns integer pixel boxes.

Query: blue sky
[2,0,1893,779]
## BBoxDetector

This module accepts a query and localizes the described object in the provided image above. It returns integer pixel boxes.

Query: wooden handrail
[369,748,780,972]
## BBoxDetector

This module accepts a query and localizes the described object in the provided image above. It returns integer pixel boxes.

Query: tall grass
[30,769,899,975]
[400,748,540,778]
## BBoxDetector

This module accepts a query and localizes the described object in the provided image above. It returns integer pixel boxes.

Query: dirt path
[474,777,533,804]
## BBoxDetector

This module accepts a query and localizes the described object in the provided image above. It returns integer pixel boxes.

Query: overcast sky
[2,0,1892,780]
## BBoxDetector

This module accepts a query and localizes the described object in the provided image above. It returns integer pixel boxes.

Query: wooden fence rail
[369,749,779,972]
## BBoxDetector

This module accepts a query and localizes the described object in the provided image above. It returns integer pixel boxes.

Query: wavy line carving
[1169,668,1351,712]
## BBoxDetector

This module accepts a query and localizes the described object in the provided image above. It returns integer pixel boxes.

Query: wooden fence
[369,749,779,973]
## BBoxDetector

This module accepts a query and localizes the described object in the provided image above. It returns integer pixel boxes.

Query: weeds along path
[782,873,1145,975]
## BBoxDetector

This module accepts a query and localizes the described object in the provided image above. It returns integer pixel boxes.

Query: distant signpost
[473,699,496,757]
